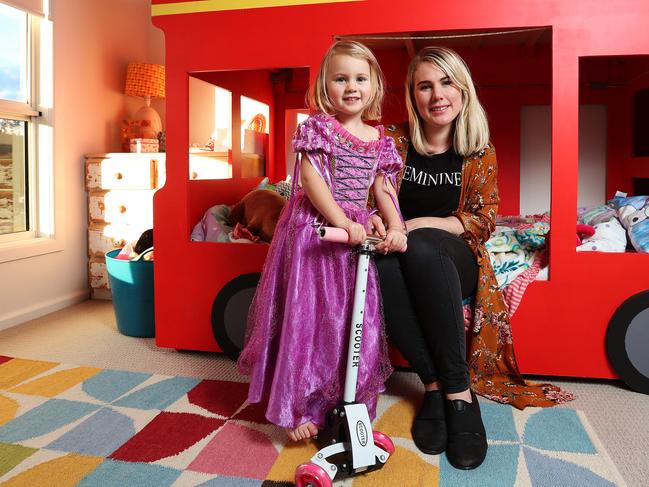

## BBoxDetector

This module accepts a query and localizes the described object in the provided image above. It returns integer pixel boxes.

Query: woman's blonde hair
[405,46,489,157]
[309,40,385,121]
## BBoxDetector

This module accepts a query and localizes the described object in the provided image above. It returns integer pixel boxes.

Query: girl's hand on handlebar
[342,220,367,246]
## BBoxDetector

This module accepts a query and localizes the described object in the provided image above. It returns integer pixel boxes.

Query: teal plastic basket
[105,249,155,337]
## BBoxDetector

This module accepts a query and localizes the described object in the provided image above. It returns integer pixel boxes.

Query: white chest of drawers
[85,153,163,299]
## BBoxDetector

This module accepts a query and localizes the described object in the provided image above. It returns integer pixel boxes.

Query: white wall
[189,76,215,148]
[520,105,607,215]
[0,0,164,330]
[520,106,552,215]
[578,105,608,207]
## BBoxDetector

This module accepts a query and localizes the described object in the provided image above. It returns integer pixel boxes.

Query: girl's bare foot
[285,421,319,442]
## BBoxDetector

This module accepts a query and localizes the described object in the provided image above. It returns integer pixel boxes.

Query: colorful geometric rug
[0,355,627,486]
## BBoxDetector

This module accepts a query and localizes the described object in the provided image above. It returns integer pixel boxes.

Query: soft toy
[231,223,261,243]
[228,189,286,242]
[134,229,153,254]
[575,224,595,246]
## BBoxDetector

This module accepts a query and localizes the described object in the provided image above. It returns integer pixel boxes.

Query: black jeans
[376,228,478,393]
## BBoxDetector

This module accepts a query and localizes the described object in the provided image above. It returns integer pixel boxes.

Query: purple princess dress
[237,113,403,429]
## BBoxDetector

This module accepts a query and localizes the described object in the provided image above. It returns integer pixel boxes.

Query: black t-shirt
[398,143,463,220]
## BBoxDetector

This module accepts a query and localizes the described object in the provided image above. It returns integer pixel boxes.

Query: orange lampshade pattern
[125,63,166,98]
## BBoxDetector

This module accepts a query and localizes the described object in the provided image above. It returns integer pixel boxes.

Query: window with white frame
[0,0,51,242]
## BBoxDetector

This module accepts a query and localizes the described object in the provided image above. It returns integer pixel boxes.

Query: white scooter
[294,227,395,487]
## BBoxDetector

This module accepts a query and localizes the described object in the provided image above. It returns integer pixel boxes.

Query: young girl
[237,40,407,442]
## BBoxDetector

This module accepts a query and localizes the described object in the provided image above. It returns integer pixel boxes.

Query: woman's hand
[384,228,408,253]
[368,214,387,238]
[375,227,407,254]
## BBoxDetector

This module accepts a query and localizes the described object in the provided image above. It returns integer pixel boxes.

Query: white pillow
[577,218,627,253]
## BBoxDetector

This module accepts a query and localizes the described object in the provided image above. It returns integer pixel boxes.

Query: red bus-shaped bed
[151,0,649,394]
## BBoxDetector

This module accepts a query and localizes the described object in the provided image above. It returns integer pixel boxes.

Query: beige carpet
[0,300,647,486]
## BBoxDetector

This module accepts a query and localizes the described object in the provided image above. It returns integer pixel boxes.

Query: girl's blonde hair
[405,46,489,157]
[309,40,385,121]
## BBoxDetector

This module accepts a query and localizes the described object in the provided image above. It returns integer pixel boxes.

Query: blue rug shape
[480,401,519,442]
[112,377,201,410]
[76,459,182,487]
[198,476,263,486]
[440,443,520,486]
[524,446,617,487]
[0,399,100,443]
[82,369,151,402]
[524,408,596,454]
[46,407,135,456]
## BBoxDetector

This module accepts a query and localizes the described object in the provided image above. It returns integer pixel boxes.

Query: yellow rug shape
[0,395,18,426]
[0,359,58,390]
[10,367,102,397]
[373,398,417,440]
[266,440,319,482]
[353,446,439,487]
[0,453,103,487]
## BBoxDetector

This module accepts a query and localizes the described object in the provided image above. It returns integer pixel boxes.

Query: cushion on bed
[578,204,617,226]
[609,195,649,252]
[576,217,627,252]
[190,204,232,242]
[255,175,293,199]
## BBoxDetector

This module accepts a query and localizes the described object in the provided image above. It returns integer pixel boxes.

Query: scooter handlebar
[318,226,383,245]
[318,226,349,243]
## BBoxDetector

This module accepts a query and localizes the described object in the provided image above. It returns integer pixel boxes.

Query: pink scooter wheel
[373,430,395,455]
[295,462,333,487]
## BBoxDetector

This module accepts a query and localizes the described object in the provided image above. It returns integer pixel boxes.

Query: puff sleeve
[292,114,334,153]
[372,135,406,226]
[292,114,335,187]
[377,136,404,179]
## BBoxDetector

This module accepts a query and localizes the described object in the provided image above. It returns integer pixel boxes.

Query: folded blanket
[463,251,547,331]
[501,251,547,316]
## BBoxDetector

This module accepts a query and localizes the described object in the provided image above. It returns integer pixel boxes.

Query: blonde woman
[372,47,572,469]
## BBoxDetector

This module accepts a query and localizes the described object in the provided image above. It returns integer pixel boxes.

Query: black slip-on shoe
[444,390,487,470]
[412,390,447,454]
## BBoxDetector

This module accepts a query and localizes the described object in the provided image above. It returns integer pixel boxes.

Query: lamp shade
[125,63,165,99]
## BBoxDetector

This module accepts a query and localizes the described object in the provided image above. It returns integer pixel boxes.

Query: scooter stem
[342,244,372,403]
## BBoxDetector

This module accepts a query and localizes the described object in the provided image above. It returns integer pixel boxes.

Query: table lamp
[125,63,165,137]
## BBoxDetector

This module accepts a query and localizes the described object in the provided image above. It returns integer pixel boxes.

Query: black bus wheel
[211,273,260,362]
[606,290,649,394]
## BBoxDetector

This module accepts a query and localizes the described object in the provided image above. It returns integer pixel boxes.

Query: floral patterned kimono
[385,124,574,409]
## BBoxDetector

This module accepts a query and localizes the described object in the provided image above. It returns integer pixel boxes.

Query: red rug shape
[187,379,249,417]
[0,356,12,365]
[188,422,278,478]
[233,399,270,424]
[109,411,224,462]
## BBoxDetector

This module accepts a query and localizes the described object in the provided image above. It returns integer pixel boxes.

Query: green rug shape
[0,442,38,476]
